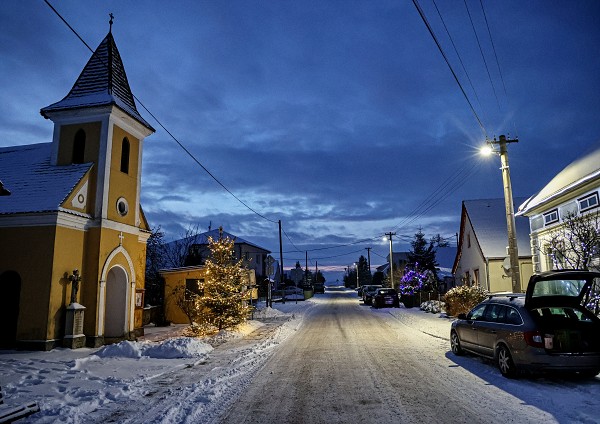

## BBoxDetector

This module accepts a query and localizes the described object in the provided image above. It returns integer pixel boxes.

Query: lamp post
[482,135,521,293]
[385,232,396,289]
[354,262,360,289]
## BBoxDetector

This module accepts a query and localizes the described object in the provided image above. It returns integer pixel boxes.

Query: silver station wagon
[450,270,600,378]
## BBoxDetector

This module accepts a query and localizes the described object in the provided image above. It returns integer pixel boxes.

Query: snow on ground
[2,290,600,423]
[0,298,315,423]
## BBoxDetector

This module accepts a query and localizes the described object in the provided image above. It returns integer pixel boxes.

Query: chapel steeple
[40,27,153,132]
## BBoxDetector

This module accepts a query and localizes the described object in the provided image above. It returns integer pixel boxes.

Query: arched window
[120,138,130,174]
[72,129,86,164]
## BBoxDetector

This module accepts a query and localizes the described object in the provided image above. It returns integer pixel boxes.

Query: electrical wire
[462,0,501,113]
[412,0,488,137]
[431,0,482,108]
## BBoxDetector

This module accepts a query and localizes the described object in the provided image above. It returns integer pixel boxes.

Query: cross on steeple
[109,13,114,33]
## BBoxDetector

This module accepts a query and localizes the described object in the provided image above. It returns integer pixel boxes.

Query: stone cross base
[63,303,86,349]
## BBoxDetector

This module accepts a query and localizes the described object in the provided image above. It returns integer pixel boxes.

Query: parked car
[357,286,364,297]
[362,285,383,305]
[372,288,400,308]
[313,283,325,294]
[450,270,600,378]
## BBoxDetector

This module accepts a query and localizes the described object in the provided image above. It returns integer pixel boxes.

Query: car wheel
[497,344,517,378]
[450,331,464,356]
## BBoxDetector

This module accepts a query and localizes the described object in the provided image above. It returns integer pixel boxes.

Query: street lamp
[481,135,521,293]
[354,262,359,289]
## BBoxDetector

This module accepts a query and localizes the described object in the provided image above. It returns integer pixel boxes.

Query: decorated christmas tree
[200,227,252,331]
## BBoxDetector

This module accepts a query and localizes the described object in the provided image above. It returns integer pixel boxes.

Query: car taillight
[524,331,544,348]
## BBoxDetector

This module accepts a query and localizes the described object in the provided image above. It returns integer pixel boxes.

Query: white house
[453,198,533,293]
[517,143,600,272]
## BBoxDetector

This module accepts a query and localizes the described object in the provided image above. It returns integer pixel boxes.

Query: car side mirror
[457,313,467,320]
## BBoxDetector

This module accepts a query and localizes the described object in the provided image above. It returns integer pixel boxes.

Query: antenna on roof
[109,13,114,33]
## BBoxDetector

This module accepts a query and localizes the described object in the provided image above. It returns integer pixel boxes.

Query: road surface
[219,288,554,423]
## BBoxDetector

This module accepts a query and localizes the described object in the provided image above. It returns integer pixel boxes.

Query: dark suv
[450,270,600,378]
[362,285,383,305]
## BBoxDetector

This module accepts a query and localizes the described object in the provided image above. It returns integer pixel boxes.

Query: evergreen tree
[407,229,438,278]
[357,255,372,285]
[199,229,251,331]
[145,226,166,306]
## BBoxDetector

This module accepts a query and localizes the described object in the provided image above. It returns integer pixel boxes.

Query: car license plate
[385,298,393,304]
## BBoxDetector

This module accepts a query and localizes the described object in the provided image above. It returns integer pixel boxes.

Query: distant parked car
[313,283,325,294]
[450,270,600,378]
[372,288,400,308]
[362,285,383,305]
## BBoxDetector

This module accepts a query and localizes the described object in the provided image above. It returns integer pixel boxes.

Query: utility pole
[487,135,521,293]
[278,220,285,302]
[305,251,308,287]
[366,247,372,276]
[385,232,396,289]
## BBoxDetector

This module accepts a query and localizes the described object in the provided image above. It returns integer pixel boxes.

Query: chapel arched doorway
[104,266,129,340]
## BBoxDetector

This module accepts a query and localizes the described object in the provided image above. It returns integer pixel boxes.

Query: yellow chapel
[0,27,154,350]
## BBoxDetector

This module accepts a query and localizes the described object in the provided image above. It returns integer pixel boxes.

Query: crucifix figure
[69,269,81,304]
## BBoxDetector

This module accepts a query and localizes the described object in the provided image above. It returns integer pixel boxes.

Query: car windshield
[531,279,587,297]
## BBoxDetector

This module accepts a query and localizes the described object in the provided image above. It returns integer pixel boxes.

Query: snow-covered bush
[420,300,445,314]
[443,285,488,317]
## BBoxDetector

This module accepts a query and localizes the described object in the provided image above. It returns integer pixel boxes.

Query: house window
[120,138,130,174]
[467,233,471,248]
[73,129,86,164]
[543,209,559,226]
[578,192,599,212]
[474,269,480,286]
[185,278,204,299]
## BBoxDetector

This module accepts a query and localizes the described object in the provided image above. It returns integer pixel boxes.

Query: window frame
[543,209,559,226]
[578,192,599,213]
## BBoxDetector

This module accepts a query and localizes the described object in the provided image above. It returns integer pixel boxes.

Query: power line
[431,0,482,108]
[462,0,501,113]
[412,0,488,137]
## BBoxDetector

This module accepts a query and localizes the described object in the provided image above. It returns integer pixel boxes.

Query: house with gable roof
[517,143,600,272]
[452,198,533,293]
[0,25,154,350]
[160,228,270,324]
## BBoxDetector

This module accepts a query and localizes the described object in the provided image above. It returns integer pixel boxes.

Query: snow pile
[420,300,445,314]
[95,337,213,359]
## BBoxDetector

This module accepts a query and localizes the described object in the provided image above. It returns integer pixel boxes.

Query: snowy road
[3,288,600,423]
[221,288,600,424]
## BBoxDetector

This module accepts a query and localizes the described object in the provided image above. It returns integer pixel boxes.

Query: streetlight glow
[480,144,494,156]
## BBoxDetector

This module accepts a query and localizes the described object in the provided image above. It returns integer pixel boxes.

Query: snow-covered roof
[40,31,154,132]
[518,142,600,215]
[464,198,531,258]
[169,228,271,253]
[0,143,91,215]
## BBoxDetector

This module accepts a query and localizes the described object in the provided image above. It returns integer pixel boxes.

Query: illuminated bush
[443,285,488,317]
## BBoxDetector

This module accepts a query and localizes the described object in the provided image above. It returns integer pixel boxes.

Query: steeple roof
[41,31,154,132]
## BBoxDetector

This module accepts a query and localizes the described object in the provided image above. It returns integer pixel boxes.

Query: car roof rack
[488,293,525,301]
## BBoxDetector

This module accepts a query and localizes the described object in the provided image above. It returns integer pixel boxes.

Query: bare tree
[163,224,202,268]
[542,210,600,271]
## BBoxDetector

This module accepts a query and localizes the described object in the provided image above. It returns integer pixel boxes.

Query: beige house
[453,198,533,293]
[161,266,257,324]
[517,144,600,272]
